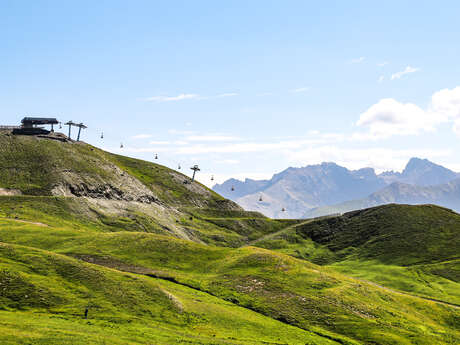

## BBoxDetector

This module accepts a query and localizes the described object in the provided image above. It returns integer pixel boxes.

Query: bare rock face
[62,183,156,203]
[51,160,159,204]
[0,188,22,196]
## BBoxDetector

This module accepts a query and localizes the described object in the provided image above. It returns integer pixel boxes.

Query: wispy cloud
[132,134,152,139]
[290,87,310,93]
[149,140,170,145]
[216,92,238,98]
[378,75,385,83]
[144,92,238,102]
[377,61,389,67]
[120,139,450,176]
[215,159,240,165]
[350,57,365,64]
[185,134,242,142]
[391,66,420,80]
[168,129,194,135]
[257,92,273,97]
[145,93,200,102]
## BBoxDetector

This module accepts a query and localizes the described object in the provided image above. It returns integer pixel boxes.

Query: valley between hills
[0,131,459,344]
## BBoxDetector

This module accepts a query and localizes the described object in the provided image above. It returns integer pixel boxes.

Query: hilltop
[0,131,459,344]
[0,130,294,247]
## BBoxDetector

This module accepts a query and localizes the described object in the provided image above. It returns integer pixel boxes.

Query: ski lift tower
[65,121,76,139]
[75,122,87,141]
[190,165,200,183]
[64,121,87,141]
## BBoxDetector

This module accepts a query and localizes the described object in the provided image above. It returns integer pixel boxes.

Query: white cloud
[430,86,460,119]
[377,61,389,67]
[149,140,170,145]
[290,87,310,93]
[257,92,273,96]
[285,146,451,173]
[454,120,460,136]
[173,139,322,155]
[173,140,189,145]
[168,129,194,135]
[185,134,242,142]
[378,76,385,83]
[351,57,365,64]
[132,134,152,139]
[430,86,460,135]
[215,159,240,165]
[356,86,460,138]
[356,98,437,138]
[216,92,238,98]
[111,130,454,182]
[144,92,239,102]
[391,66,420,80]
[145,93,200,102]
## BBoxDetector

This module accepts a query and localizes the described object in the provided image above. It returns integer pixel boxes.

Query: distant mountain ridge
[213,158,460,218]
[379,158,459,186]
[304,179,460,218]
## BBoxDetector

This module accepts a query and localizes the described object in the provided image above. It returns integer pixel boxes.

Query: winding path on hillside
[244,218,318,247]
[0,217,48,227]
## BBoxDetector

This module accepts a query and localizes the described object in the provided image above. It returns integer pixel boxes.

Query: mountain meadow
[0,131,459,344]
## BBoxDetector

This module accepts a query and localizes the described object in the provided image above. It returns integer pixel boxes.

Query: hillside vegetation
[253,204,460,306]
[0,131,290,247]
[0,132,459,344]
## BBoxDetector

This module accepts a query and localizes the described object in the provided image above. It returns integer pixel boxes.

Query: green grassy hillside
[254,204,460,306]
[0,132,289,247]
[0,132,459,344]
[0,217,459,344]
[0,242,334,345]
[294,204,460,265]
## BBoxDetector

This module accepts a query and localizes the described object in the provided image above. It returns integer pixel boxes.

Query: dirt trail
[244,219,316,247]
[0,217,48,227]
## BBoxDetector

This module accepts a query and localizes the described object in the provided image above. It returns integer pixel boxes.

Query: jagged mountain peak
[214,157,459,218]
[404,157,439,173]
[401,157,458,186]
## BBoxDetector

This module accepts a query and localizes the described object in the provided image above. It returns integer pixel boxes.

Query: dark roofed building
[21,117,59,127]
[13,117,59,135]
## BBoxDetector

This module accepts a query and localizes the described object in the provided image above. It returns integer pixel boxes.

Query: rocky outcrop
[62,183,157,203]
[0,188,22,196]
[51,163,159,204]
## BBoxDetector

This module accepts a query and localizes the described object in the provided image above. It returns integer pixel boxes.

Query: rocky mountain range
[213,158,460,218]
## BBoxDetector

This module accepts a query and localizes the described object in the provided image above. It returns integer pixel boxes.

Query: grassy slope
[0,134,459,344]
[254,204,460,306]
[0,242,332,345]
[0,218,458,344]
[0,132,114,196]
[0,132,291,247]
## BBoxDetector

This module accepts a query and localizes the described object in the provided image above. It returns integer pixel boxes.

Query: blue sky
[1,1,460,185]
